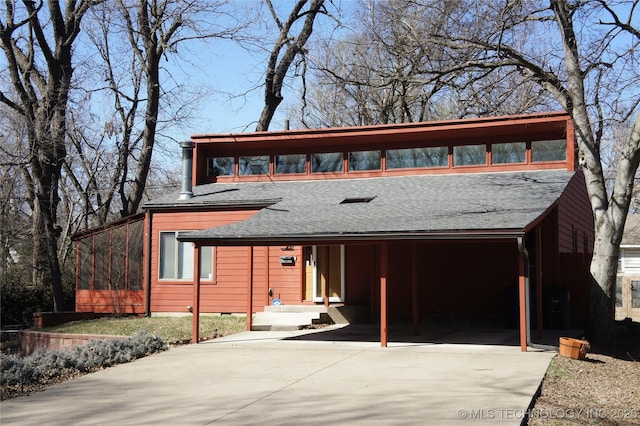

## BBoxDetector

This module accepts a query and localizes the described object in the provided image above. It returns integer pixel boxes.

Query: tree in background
[256,0,330,131]
[291,0,557,128]
[63,0,247,228]
[1,0,103,310]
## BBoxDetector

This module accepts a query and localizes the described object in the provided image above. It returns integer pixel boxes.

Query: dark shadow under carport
[284,319,584,348]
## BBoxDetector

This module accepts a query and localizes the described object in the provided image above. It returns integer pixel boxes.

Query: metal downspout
[518,236,556,351]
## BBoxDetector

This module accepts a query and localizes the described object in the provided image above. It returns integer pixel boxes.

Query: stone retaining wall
[19,330,126,356]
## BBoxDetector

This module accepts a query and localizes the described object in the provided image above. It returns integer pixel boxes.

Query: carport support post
[518,249,527,352]
[192,244,201,344]
[246,246,254,331]
[380,242,388,347]
[411,243,419,335]
[536,227,544,339]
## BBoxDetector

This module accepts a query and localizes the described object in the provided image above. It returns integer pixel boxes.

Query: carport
[177,171,579,352]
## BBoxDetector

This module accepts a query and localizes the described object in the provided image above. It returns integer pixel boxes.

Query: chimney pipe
[179,140,195,200]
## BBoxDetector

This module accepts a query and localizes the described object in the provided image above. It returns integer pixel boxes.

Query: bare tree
[290,0,555,128]
[256,0,329,131]
[1,0,103,310]
[59,0,248,227]
[412,0,640,346]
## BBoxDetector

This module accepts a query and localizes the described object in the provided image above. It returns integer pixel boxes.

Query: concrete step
[252,310,324,331]
[264,305,329,313]
[251,305,369,331]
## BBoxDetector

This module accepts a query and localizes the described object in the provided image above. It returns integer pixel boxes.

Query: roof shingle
[143,169,578,244]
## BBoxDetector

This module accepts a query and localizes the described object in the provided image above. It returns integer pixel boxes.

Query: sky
[183,42,275,135]
[167,0,343,138]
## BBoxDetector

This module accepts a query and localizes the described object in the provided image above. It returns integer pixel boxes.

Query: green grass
[43,315,246,344]
[546,356,571,379]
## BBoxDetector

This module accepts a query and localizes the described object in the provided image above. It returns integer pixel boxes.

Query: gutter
[517,236,557,352]
[177,229,526,245]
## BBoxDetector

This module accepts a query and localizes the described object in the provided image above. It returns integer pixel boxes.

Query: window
[159,232,214,280]
[632,280,640,309]
[311,152,343,173]
[616,276,623,307]
[208,157,234,176]
[531,139,566,162]
[239,155,269,175]
[454,144,486,166]
[275,154,306,174]
[348,150,381,171]
[492,142,526,164]
[387,147,448,169]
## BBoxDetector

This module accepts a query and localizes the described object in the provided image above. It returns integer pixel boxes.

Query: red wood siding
[361,241,519,321]
[345,245,376,305]
[557,171,594,254]
[416,241,519,321]
[76,290,144,314]
[151,210,260,313]
[266,246,304,306]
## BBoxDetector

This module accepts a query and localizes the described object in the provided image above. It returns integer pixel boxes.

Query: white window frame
[159,231,214,281]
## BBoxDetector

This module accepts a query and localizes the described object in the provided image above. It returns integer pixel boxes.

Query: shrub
[0,278,52,327]
[0,331,167,387]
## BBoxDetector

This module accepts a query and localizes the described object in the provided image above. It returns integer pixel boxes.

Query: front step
[252,305,332,331]
[251,305,369,331]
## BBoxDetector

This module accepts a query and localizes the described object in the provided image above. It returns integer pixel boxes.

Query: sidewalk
[0,326,555,425]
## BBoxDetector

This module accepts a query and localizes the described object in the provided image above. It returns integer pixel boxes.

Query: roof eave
[143,199,280,211]
[177,229,526,246]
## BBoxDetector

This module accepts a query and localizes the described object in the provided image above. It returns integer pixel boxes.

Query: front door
[304,245,344,303]
[616,275,640,321]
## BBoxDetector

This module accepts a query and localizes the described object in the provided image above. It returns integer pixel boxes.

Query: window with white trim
[159,232,214,280]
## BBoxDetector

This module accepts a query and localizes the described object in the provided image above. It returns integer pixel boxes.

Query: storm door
[304,245,344,303]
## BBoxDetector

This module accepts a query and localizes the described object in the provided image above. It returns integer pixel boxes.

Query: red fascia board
[71,213,145,241]
[191,112,570,150]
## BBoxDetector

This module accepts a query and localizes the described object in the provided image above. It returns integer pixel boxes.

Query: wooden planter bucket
[559,337,590,360]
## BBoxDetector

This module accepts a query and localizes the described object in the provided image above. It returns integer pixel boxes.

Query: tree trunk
[587,219,620,348]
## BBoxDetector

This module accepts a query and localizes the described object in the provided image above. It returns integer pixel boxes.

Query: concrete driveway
[1,325,556,425]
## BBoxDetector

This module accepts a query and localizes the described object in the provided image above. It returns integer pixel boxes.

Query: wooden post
[192,244,201,344]
[246,246,254,331]
[518,250,528,352]
[370,245,377,319]
[536,227,544,339]
[411,243,419,335]
[324,246,330,308]
[265,247,270,307]
[380,243,388,348]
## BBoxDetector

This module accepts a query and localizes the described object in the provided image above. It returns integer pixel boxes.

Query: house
[616,214,640,322]
[74,111,594,351]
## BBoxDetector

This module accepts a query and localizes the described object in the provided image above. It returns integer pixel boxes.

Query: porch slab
[0,325,556,425]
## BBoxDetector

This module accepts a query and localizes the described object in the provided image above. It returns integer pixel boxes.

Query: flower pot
[559,337,590,360]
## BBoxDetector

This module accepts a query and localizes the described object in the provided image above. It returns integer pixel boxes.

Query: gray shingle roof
[143,169,577,244]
